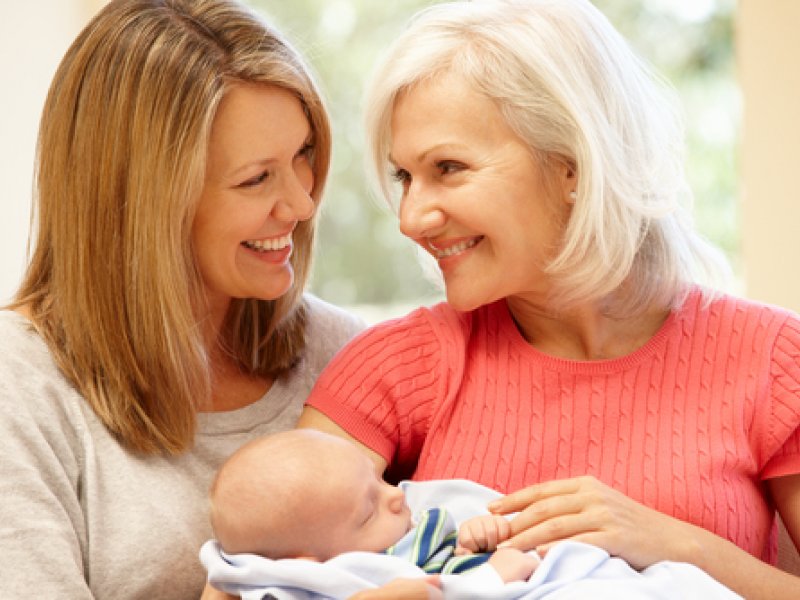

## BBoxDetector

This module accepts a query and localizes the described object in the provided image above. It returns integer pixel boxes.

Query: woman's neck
[505,296,670,361]
[199,301,273,413]
[205,357,272,412]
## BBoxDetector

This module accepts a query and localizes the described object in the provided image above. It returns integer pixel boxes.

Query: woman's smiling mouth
[429,236,483,259]
[242,232,292,253]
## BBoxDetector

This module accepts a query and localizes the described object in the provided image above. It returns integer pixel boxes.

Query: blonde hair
[365,0,730,315]
[11,0,331,454]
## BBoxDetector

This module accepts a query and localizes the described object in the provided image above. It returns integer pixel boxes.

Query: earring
[568,191,577,202]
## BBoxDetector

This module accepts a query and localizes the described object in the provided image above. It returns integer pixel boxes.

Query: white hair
[364,0,730,315]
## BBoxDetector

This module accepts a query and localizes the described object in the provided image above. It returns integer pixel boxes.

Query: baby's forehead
[319,454,377,498]
[313,436,373,468]
[276,434,379,498]
[301,476,371,528]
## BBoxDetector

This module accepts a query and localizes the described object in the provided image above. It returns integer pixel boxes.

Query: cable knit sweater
[307,289,800,563]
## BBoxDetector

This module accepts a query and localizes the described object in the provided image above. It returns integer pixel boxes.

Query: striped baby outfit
[383,507,490,574]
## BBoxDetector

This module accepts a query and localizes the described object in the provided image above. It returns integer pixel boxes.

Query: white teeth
[243,233,292,252]
[434,237,480,258]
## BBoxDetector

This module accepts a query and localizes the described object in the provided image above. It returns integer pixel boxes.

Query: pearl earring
[568,191,577,202]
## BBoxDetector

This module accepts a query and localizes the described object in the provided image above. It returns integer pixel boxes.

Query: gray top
[0,295,365,599]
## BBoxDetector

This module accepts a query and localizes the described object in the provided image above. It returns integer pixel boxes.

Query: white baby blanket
[200,479,743,600]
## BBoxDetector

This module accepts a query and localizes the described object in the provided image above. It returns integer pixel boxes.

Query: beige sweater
[0,295,363,599]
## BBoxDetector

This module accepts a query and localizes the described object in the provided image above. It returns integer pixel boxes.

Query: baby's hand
[488,547,539,583]
[455,514,512,555]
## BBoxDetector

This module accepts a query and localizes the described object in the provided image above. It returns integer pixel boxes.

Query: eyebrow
[226,131,314,180]
[227,158,274,179]
[388,142,469,167]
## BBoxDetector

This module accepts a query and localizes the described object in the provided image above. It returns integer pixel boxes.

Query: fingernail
[487,501,500,512]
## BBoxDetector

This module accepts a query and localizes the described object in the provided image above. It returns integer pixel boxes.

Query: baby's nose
[387,486,407,513]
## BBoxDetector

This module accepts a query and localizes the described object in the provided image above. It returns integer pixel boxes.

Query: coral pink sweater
[307,290,800,562]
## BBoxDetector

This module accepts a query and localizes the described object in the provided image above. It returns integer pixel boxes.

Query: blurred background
[1,0,797,323]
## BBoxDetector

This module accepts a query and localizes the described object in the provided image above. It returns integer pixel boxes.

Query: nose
[385,483,407,514]
[398,184,446,240]
[272,163,315,222]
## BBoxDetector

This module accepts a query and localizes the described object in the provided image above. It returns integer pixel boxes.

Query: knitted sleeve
[306,305,468,476]
[761,314,800,479]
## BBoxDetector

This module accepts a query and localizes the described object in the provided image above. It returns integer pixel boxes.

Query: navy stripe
[443,552,492,574]
[414,508,442,565]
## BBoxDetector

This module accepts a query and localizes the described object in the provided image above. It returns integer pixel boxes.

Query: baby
[203,430,743,600]
[208,429,538,583]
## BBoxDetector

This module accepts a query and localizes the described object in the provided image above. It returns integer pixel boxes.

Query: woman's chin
[444,289,490,313]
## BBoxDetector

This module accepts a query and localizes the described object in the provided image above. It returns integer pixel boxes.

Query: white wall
[0,1,97,303]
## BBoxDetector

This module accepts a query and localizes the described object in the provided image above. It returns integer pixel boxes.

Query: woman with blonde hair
[300,0,800,598]
[0,0,362,597]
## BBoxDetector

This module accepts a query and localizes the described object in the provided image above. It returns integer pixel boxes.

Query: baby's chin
[404,517,414,534]
[391,515,414,543]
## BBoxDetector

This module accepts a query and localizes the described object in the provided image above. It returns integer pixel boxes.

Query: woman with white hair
[300,1,800,598]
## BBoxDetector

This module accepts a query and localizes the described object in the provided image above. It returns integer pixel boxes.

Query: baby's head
[210,429,412,560]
